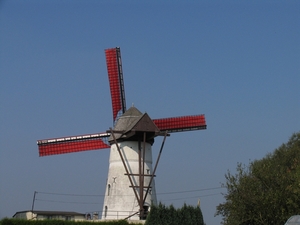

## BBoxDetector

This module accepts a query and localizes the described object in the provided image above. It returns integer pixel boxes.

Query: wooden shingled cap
[109,106,161,143]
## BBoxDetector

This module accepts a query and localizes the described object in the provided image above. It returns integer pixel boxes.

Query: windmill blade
[105,47,126,123]
[153,114,206,133]
[37,132,110,157]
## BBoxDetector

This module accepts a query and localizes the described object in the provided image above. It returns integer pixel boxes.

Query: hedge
[145,203,204,225]
[0,219,133,225]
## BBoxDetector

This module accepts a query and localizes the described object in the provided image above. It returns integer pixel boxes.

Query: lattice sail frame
[38,133,110,156]
[105,47,126,123]
[37,47,207,157]
[153,114,206,133]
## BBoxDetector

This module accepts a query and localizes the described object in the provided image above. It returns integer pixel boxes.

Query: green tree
[167,204,177,224]
[145,203,204,225]
[216,132,300,225]
[194,205,204,225]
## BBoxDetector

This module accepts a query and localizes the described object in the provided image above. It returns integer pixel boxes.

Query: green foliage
[145,202,204,225]
[216,132,300,225]
[0,218,134,225]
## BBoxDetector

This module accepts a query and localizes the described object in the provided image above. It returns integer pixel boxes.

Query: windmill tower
[37,47,207,220]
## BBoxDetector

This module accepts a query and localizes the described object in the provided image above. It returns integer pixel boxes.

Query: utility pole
[31,191,37,219]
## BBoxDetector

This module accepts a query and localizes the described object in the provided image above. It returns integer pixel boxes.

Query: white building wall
[13,211,86,221]
[102,141,157,220]
[13,212,31,219]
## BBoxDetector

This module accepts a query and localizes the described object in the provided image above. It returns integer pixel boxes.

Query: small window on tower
[104,206,108,218]
[108,184,111,196]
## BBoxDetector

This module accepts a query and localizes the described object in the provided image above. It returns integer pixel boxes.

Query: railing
[85,210,146,221]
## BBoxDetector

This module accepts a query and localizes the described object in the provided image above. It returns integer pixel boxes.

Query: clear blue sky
[0,1,299,224]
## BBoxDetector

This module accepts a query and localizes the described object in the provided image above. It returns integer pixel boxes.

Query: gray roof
[113,106,143,133]
[13,210,85,217]
[108,106,161,143]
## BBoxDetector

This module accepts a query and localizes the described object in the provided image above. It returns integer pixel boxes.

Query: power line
[35,193,221,205]
[36,186,224,198]
[37,191,134,197]
[160,193,221,202]
[37,191,104,197]
[34,188,223,206]
[35,198,101,205]
[157,186,224,195]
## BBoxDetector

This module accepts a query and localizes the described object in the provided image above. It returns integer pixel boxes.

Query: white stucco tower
[102,106,162,220]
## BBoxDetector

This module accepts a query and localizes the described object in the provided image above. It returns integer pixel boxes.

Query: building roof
[113,106,144,133]
[109,106,161,143]
[13,210,85,217]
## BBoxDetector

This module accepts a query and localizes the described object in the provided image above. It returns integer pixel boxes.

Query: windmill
[37,47,207,220]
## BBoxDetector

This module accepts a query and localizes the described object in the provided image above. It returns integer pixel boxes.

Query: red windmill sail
[38,132,110,156]
[153,114,206,133]
[37,48,125,157]
[105,47,126,123]
[37,47,206,157]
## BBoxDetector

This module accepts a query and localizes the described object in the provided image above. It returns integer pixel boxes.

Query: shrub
[0,219,136,225]
[145,203,204,225]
